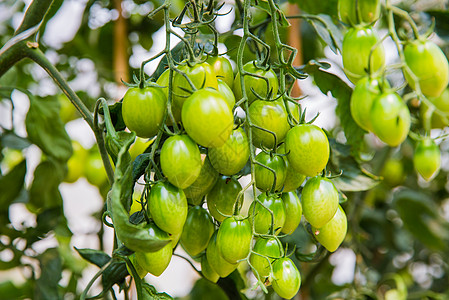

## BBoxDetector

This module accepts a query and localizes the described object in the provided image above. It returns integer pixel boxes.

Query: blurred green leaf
[191,279,229,300]
[302,14,343,54]
[289,0,338,16]
[75,248,111,268]
[34,248,62,300]
[1,131,31,150]
[0,160,26,210]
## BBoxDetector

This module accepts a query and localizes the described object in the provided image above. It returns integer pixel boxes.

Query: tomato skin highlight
[404,40,449,98]
[285,124,329,177]
[413,138,441,181]
[217,216,253,263]
[313,205,348,252]
[180,206,215,257]
[271,258,301,299]
[160,135,202,189]
[301,176,339,228]
[182,88,233,148]
[122,86,166,138]
[342,26,385,83]
[370,92,411,147]
[207,56,235,89]
[148,181,188,235]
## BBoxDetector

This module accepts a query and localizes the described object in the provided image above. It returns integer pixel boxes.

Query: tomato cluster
[118,54,349,298]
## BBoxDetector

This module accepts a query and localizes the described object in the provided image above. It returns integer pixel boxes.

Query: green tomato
[248,193,286,235]
[277,144,306,192]
[172,62,218,122]
[217,215,253,263]
[302,176,339,228]
[184,155,219,202]
[370,92,411,147]
[207,56,235,89]
[271,258,301,299]
[182,88,233,148]
[217,79,236,109]
[249,237,283,279]
[180,206,215,257]
[249,100,290,149]
[135,222,173,276]
[208,127,250,176]
[234,61,278,104]
[421,88,449,128]
[413,138,441,181]
[350,76,388,132]
[160,135,202,189]
[254,151,287,192]
[313,205,347,252]
[84,149,108,187]
[201,254,220,283]
[129,137,153,162]
[126,253,148,279]
[206,231,239,277]
[64,141,87,183]
[338,0,381,25]
[122,86,166,138]
[404,39,449,97]
[285,124,329,177]
[207,176,242,222]
[281,192,302,235]
[148,181,188,235]
[381,158,405,187]
[342,26,385,83]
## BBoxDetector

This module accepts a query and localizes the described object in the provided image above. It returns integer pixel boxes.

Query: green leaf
[251,0,290,27]
[102,260,128,294]
[75,248,111,268]
[394,189,449,251]
[1,131,31,149]
[108,132,171,252]
[132,153,151,182]
[0,281,32,299]
[302,14,343,54]
[34,248,62,300]
[0,160,26,210]
[25,95,72,161]
[192,279,228,300]
[99,101,126,132]
[141,283,173,300]
[289,0,338,16]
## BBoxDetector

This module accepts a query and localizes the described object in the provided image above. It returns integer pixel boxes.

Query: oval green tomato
[126,253,148,279]
[217,216,253,263]
[381,158,405,187]
[129,137,153,162]
[249,193,286,235]
[160,135,202,189]
[206,231,239,277]
[180,206,215,257]
[404,39,449,97]
[370,92,411,147]
[254,152,287,192]
[350,76,388,132]
[281,192,302,235]
[148,181,188,235]
[135,223,173,277]
[182,88,233,148]
[249,237,283,279]
[277,144,306,192]
[64,141,87,183]
[413,138,441,181]
[207,176,242,222]
[338,0,381,25]
[313,205,347,252]
[84,149,108,187]
[207,56,234,89]
[208,127,250,176]
[342,26,385,83]
[184,155,218,202]
[172,62,218,122]
[217,79,236,109]
[421,88,449,128]
[234,61,278,104]
[249,100,290,149]
[201,254,220,283]
[302,176,339,228]
[271,258,301,299]
[285,124,329,177]
[122,86,166,138]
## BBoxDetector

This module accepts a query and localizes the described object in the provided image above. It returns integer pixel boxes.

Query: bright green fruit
[207,176,242,222]
[129,137,153,161]
[126,254,147,279]
[84,149,108,187]
[180,206,215,257]
[249,193,286,235]
[64,141,87,183]
[281,192,302,235]
[217,79,236,109]
[254,151,287,192]
[338,0,381,25]
[217,216,252,263]
[413,138,441,181]
[206,231,239,277]
[148,181,188,235]
[302,176,339,228]
[209,127,250,176]
[249,237,283,279]
[313,205,347,252]
[201,254,220,283]
[285,124,329,177]
[381,158,405,187]
[207,56,234,89]
[184,155,218,202]
[277,144,306,192]
[271,258,301,299]
[370,92,411,147]
[421,88,449,128]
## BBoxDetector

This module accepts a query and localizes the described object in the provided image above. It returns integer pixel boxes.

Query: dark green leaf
[1,131,31,149]
[192,279,229,300]
[142,283,173,300]
[303,14,343,54]
[100,101,126,132]
[102,260,128,293]
[26,207,65,245]
[251,0,290,27]
[289,0,338,16]
[0,160,26,210]
[0,281,32,299]
[25,95,72,161]
[108,132,171,252]
[132,153,150,182]
[34,248,62,300]
[75,248,111,268]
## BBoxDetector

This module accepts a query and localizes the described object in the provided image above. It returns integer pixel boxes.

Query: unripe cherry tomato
[313,205,347,252]
[271,258,301,299]
[281,191,302,235]
[254,151,287,192]
[207,176,242,222]
[217,216,252,263]
[248,193,286,235]
[249,237,283,279]
[413,138,441,181]
[184,155,218,203]
[207,56,234,89]
[206,231,239,277]
[180,206,215,257]
[338,0,381,25]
